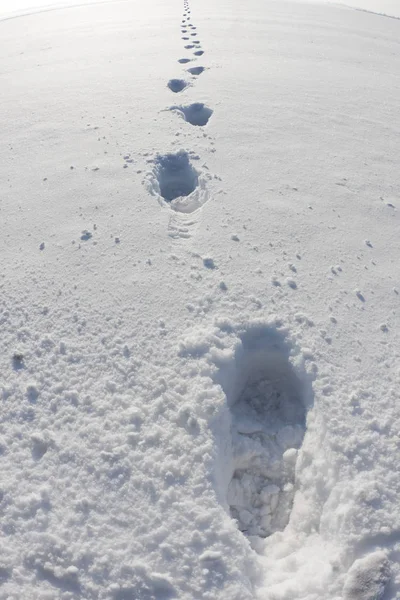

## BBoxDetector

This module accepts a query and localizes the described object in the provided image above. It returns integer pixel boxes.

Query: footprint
[184,44,195,49]
[150,151,198,202]
[182,29,187,33]
[194,50,204,56]
[146,150,210,214]
[187,66,204,76]
[167,78,188,93]
[190,33,197,36]
[178,58,192,64]
[193,40,200,44]
[170,103,213,126]
[182,37,189,40]
[217,325,312,540]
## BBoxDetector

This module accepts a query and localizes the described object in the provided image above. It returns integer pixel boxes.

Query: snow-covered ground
[1,0,399,598]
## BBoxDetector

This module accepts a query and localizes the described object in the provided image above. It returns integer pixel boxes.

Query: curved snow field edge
[0,0,131,22]
[2,0,400,21]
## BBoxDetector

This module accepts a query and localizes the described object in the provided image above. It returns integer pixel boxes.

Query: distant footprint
[178,58,192,64]
[194,50,204,56]
[167,78,189,93]
[185,44,195,49]
[190,33,197,36]
[187,66,204,76]
[182,37,189,40]
[170,103,213,126]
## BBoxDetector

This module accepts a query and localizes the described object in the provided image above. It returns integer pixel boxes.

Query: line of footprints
[148,0,214,218]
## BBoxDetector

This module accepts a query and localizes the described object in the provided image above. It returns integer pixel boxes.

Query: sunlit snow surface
[1,0,400,598]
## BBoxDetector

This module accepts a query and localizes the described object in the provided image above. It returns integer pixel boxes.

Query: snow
[1,0,400,598]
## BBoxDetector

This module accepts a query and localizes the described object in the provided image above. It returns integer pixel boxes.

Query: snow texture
[1,0,400,598]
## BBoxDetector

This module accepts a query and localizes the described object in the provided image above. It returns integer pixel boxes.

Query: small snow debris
[286,278,297,289]
[203,257,216,269]
[219,281,227,291]
[231,234,240,241]
[271,277,281,287]
[115,237,120,244]
[393,288,399,295]
[39,242,45,250]
[70,165,74,170]
[81,230,92,241]
[365,240,373,248]
[343,551,390,600]
[200,550,223,563]
[288,263,297,273]
[380,323,388,332]
[355,289,365,302]
[178,336,210,357]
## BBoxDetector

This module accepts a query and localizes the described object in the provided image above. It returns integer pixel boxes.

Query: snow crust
[1,0,400,598]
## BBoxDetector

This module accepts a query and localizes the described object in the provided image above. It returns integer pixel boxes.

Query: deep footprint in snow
[187,66,205,76]
[219,325,312,539]
[151,151,198,202]
[170,103,213,126]
[167,79,188,93]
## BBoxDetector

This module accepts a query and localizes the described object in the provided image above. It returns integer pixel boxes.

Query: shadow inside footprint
[178,58,191,64]
[170,102,213,126]
[167,78,188,93]
[152,151,198,202]
[194,50,204,56]
[187,66,204,76]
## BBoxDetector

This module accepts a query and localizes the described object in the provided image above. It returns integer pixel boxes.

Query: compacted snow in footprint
[1,0,400,599]
[227,348,308,538]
